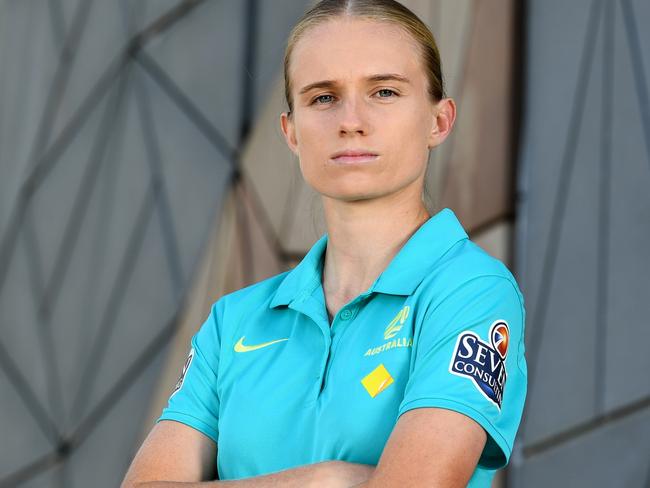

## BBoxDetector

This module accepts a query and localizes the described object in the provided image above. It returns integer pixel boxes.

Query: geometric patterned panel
[516,408,650,487]
[0,1,265,486]
[511,0,650,486]
[435,0,516,233]
[1,1,314,484]
[0,2,526,487]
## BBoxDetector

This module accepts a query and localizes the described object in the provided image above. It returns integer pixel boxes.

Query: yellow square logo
[361,363,394,398]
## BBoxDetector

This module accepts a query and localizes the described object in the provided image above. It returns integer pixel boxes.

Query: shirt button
[340,308,353,320]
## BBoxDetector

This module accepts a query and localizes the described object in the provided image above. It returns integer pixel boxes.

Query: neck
[320,185,431,307]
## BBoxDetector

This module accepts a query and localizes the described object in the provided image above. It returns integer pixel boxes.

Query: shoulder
[418,238,524,315]
[201,269,291,337]
[219,269,291,310]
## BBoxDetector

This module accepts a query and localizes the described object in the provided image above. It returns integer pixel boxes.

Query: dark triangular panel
[145,0,247,150]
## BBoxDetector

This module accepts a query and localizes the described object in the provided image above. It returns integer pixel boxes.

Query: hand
[312,460,374,488]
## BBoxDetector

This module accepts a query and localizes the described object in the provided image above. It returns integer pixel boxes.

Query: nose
[338,97,368,136]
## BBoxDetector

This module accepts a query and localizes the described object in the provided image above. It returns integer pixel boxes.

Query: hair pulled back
[283,0,445,115]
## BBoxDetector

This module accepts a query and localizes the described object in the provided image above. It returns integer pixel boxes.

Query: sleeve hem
[397,397,511,469]
[157,411,219,444]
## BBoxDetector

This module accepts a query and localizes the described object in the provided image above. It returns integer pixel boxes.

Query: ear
[427,98,456,149]
[280,111,299,155]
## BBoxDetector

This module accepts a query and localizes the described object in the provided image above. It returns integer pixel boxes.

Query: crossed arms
[121,407,486,488]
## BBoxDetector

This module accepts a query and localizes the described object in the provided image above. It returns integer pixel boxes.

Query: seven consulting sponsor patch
[170,347,195,398]
[449,320,509,410]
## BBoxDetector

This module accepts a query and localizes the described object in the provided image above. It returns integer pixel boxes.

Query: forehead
[290,17,425,87]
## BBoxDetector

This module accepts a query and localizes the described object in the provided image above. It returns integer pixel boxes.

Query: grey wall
[0,1,309,487]
[512,0,650,486]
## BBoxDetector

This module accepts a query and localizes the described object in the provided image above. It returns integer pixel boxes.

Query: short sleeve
[156,299,223,444]
[397,275,527,470]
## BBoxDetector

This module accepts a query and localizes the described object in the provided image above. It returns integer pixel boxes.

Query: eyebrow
[298,73,411,95]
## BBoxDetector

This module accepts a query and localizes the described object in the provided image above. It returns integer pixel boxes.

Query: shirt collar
[269,207,468,308]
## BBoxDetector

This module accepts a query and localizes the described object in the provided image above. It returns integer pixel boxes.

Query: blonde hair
[283,0,445,115]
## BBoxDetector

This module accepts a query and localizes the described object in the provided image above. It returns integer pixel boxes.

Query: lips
[329,149,379,164]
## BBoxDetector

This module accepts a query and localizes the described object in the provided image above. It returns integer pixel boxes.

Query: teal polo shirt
[158,207,527,487]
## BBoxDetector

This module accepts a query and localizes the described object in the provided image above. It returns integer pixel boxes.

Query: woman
[122,1,527,487]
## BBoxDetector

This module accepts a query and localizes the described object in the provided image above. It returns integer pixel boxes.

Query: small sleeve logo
[449,320,509,409]
[170,347,194,398]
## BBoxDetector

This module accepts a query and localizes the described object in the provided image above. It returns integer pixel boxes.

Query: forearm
[133,461,329,488]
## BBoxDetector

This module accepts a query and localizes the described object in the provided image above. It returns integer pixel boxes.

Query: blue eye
[311,90,397,105]
[313,94,334,104]
[376,89,397,98]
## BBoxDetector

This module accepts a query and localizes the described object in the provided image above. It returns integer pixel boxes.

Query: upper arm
[123,300,224,486]
[157,300,224,443]
[397,275,528,470]
[367,275,527,486]
[121,420,217,486]
[369,407,486,487]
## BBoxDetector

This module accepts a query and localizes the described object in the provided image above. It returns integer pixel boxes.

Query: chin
[304,174,393,201]
[320,187,387,203]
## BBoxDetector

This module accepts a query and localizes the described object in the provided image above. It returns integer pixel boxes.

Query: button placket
[293,287,336,403]
[320,303,363,394]
[313,328,332,400]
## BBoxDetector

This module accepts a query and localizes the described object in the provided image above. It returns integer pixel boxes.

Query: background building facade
[0,1,648,487]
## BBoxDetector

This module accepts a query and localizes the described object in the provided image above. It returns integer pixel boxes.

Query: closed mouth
[330,150,379,164]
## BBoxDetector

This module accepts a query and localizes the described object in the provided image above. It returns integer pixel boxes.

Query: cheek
[293,123,325,181]
[297,151,320,180]
[401,104,432,138]
[386,111,431,158]
[294,115,333,160]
